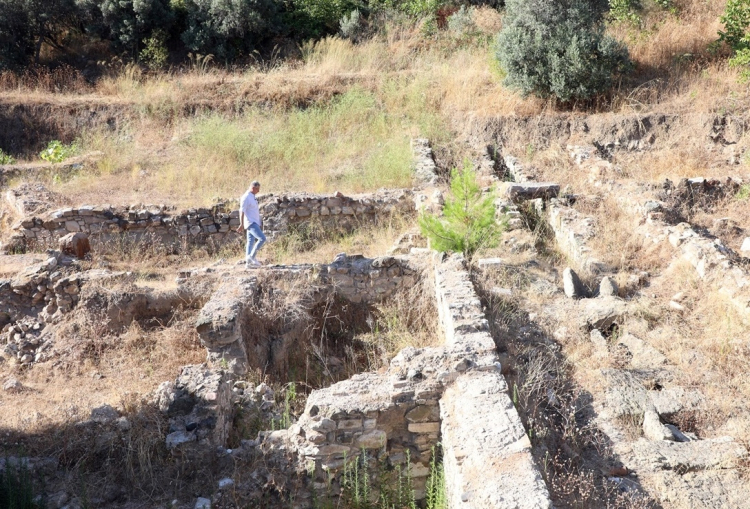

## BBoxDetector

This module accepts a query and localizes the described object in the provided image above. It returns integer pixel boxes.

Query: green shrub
[181,0,278,60]
[287,0,359,38]
[720,0,750,52]
[608,0,641,23]
[139,29,169,68]
[608,0,675,24]
[339,9,365,41]
[717,0,750,79]
[40,140,78,163]
[419,162,502,260]
[366,0,447,19]
[88,0,175,57]
[0,149,16,165]
[729,47,750,81]
[496,0,631,103]
[447,6,476,36]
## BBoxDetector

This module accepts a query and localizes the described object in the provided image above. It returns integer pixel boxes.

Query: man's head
[251,180,260,195]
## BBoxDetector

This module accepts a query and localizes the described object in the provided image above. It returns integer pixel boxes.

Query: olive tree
[181,0,278,60]
[496,0,631,103]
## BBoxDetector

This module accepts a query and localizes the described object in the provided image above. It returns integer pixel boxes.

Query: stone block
[643,409,674,441]
[582,296,627,329]
[353,430,386,449]
[408,422,440,433]
[502,182,560,201]
[337,419,363,431]
[64,220,80,232]
[309,417,336,433]
[599,276,619,297]
[563,267,584,299]
[310,444,352,459]
[59,232,91,259]
[477,258,504,269]
[406,405,440,423]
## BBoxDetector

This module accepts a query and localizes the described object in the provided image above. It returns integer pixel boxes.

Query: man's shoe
[250,257,262,266]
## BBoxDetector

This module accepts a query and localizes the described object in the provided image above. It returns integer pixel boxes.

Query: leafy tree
[719,0,750,52]
[76,0,174,58]
[287,0,360,38]
[24,0,81,63]
[0,0,34,67]
[0,0,81,66]
[716,0,750,81]
[496,0,631,103]
[419,163,503,260]
[181,0,278,60]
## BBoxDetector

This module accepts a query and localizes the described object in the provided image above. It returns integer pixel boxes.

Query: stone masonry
[194,255,422,375]
[232,253,552,507]
[4,190,416,254]
[412,138,439,186]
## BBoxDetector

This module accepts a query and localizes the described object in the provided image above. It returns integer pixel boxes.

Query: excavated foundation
[158,252,551,508]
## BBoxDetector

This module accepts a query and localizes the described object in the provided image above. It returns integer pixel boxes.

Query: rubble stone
[59,232,90,259]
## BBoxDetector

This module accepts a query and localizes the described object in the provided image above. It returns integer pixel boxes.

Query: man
[237,180,266,267]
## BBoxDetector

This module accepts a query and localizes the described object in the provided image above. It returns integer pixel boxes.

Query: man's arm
[236,201,245,233]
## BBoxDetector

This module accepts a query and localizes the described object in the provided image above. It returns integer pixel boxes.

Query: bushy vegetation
[608,0,675,24]
[39,140,78,163]
[180,0,279,60]
[0,149,16,165]
[719,0,750,80]
[0,0,494,66]
[419,163,502,260]
[496,0,631,103]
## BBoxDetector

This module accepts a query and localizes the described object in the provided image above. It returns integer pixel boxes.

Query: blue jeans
[246,222,266,259]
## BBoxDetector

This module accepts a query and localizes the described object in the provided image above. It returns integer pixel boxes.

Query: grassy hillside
[0,1,744,207]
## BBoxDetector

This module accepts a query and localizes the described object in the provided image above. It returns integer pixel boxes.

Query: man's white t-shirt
[240,189,261,227]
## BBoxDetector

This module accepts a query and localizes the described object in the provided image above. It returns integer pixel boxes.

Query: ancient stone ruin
[3,117,750,509]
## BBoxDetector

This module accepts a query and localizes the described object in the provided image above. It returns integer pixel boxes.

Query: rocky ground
[1,113,750,509]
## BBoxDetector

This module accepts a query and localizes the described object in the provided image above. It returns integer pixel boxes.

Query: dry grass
[575,196,673,275]
[354,276,439,372]
[621,257,750,438]
[3,3,748,207]
[473,265,657,508]
[265,213,414,265]
[0,312,203,433]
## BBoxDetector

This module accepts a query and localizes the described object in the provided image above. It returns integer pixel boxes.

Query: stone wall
[193,254,424,375]
[548,199,609,275]
[568,144,750,316]
[155,365,233,457]
[434,254,551,509]
[0,253,100,330]
[0,255,117,366]
[412,138,439,186]
[227,253,552,507]
[4,190,416,254]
